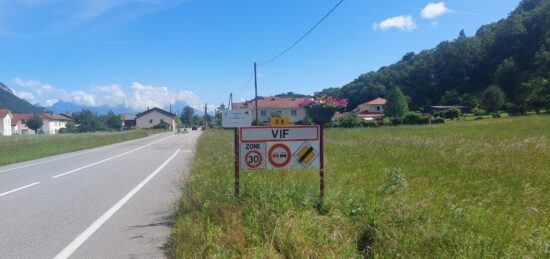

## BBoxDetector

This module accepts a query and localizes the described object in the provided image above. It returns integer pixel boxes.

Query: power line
[258,0,344,66]
[234,71,254,97]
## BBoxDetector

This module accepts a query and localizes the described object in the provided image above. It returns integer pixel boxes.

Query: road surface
[0,130,201,258]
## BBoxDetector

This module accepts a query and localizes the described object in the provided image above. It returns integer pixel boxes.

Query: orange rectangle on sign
[269,117,289,126]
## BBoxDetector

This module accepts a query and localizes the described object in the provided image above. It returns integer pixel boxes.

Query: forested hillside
[0,82,45,113]
[321,0,550,111]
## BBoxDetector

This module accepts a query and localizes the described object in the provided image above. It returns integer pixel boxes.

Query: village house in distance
[232,96,308,124]
[135,107,177,131]
[0,108,71,136]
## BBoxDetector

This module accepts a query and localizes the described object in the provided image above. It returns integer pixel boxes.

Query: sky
[0,0,521,113]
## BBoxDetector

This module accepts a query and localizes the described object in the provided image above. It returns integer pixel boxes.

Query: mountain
[0,82,45,113]
[320,0,550,111]
[47,101,136,115]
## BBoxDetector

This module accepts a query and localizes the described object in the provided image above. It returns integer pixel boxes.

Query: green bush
[475,116,484,120]
[390,118,402,126]
[505,103,527,116]
[432,117,445,124]
[363,121,378,127]
[432,111,443,118]
[492,112,501,118]
[443,108,461,120]
[402,112,422,125]
[472,107,487,116]
[339,113,361,128]
[294,117,312,125]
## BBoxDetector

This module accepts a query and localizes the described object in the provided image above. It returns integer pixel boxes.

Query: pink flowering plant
[299,96,348,124]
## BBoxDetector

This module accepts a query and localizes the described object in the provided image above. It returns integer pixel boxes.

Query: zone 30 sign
[239,126,320,170]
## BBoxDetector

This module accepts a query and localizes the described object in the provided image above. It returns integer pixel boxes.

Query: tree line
[319,0,550,114]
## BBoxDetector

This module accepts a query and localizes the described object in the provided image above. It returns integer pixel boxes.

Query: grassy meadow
[169,116,549,258]
[0,130,161,166]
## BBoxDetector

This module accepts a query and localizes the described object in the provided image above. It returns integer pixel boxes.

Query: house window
[291,110,297,116]
[260,110,267,117]
[376,106,381,111]
[150,119,153,124]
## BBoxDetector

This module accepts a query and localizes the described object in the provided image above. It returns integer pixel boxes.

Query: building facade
[231,97,307,123]
[0,109,12,136]
[135,107,177,130]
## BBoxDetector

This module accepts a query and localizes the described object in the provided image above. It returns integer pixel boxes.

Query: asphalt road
[0,130,201,258]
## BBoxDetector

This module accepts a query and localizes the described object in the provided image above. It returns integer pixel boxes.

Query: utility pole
[254,62,258,123]
[229,93,233,110]
[204,103,207,128]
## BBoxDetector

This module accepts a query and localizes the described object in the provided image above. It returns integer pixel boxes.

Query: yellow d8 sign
[269,117,290,127]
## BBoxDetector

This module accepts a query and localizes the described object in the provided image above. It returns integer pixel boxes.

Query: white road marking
[0,182,41,197]
[0,151,96,174]
[51,135,174,179]
[0,133,166,174]
[54,148,182,259]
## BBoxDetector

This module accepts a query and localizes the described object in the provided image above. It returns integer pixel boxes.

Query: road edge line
[53,148,181,259]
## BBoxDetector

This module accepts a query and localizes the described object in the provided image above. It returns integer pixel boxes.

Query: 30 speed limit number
[240,143,265,169]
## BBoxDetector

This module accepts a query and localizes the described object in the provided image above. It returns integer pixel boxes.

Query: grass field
[169,116,549,258]
[0,130,163,166]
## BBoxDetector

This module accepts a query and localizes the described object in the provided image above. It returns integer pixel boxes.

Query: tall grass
[0,130,161,166]
[169,116,550,258]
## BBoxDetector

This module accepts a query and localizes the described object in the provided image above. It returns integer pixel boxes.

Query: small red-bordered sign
[244,150,263,169]
[268,143,292,168]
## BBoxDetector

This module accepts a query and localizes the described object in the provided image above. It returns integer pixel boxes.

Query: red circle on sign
[244,150,263,169]
[268,144,292,168]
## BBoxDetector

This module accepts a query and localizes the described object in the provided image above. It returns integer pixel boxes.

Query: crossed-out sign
[239,126,320,170]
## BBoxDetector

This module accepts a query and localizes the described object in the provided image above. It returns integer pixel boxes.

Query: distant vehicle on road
[191,126,198,130]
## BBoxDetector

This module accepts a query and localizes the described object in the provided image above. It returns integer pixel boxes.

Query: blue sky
[0,0,520,112]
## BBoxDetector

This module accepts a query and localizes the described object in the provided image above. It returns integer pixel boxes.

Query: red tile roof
[232,97,306,109]
[364,97,387,105]
[11,113,70,126]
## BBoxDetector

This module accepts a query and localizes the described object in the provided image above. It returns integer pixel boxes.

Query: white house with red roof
[231,97,308,123]
[353,97,387,121]
[11,113,71,134]
[0,109,13,136]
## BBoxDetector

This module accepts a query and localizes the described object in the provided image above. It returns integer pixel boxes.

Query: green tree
[74,109,105,132]
[214,103,226,126]
[482,85,505,112]
[102,111,121,130]
[181,106,194,126]
[440,90,462,105]
[384,86,409,118]
[26,114,43,133]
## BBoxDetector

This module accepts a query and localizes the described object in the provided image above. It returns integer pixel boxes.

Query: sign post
[319,126,325,198]
[234,128,240,198]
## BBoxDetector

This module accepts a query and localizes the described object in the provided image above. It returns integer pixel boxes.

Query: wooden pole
[234,128,240,198]
[254,62,258,123]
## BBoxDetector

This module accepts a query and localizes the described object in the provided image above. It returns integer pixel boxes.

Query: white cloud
[124,82,199,111]
[11,78,199,111]
[15,91,37,104]
[91,84,127,107]
[421,2,452,19]
[373,15,417,32]
[72,91,96,106]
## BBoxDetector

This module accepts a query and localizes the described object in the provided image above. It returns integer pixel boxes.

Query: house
[0,109,13,136]
[135,107,177,130]
[353,97,387,121]
[11,113,71,134]
[42,113,71,134]
[11,113,34,135]
[231,97,307,123]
